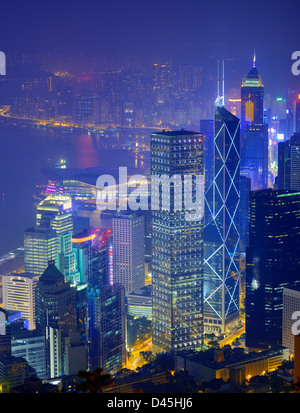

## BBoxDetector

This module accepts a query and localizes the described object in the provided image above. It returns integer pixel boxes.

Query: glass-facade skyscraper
[151,130,204,354]
[278,132,300,191]
[204,106,241,334]
[246,189,300,349]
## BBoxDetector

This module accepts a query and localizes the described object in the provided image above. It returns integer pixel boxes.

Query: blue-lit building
[88,284,126,375]
[278,132,300,191]
[240,57,268,188]
[246,189,300,349]
[204,105,240,334]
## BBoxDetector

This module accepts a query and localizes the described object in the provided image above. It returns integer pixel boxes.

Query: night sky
[0,0,299,94]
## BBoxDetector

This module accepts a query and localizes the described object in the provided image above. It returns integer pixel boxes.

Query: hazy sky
[0,0,299,94]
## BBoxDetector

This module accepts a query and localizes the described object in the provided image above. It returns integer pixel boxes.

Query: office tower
[278,133,300,190]
[24,193,74,276]
[35,193,80,282]
[74,283,88,347]
[0,308,11,356]
[239,175,251,253]
[0,309,36,392]
[151,130,204,353]
[246,189,300,349]
[2,273,39,330]
[243,123,268,189]
[35,260,78,378]
[200,119,214,196]
[240,56,265,167]
[295,96,300,133]
[24,226,58,276]
[112,214,145,294]
[241,56,264,130]
[57,232,80,283]
[11,326,46,380]
[36,193,73,237]
[88,284,126,375]
[204,105,240,334]
[282,286,300,356]
[72,228,111,287]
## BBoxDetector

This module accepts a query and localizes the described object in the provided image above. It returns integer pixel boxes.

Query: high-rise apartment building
[241,57,264,132]
[151,130,204,353]
[112,214,145,294]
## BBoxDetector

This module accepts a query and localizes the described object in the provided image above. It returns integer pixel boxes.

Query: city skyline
[0,0,300,398]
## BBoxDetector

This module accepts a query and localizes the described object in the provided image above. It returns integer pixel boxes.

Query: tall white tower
[112,214,145,294]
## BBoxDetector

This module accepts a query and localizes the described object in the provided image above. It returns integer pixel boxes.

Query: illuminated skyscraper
[246,189,300,349]
[278,133,300,190]
[112,214,145,294]
[240,55,267,179]
[241,55,264,131]
[151,130,204,353]
[33,193,80,282]
[204,104,241,334]
[2,273,39,331]
[36,193,73,237]
[24,226,58,276]
[35,260,78,378]
[88,284,126,375]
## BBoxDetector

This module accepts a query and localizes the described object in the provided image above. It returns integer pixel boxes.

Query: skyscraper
[243,123,268,189]
[240,55,267,179]
[278,132,300,190]
[204,105,241,334]
[151,130,204,353]
[35,260,78,378]
[246,189,300,349]
[24,226,58,276]
[241,55,264,131]
[112,214,145,294]
[2,273,39,330]
[88,284,126,375]
[24,193,74,277]
[35,194,73,237]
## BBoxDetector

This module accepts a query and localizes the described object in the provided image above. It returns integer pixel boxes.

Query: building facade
[246,189,300,349]
[151,130,204,353]
[204,106,240,334]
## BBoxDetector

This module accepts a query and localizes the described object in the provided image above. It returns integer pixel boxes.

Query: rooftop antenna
[253,50,256,68]
[215,59,225,107]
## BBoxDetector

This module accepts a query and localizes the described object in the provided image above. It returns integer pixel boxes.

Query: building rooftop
[39,260,64,284]
[151,129,200,137]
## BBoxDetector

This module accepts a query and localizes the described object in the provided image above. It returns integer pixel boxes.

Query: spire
[215,59,225,107]
[253,50,256,68]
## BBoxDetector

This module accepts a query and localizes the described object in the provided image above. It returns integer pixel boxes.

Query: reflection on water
[0,126,148,255]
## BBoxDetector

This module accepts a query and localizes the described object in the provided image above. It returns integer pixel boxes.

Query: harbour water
[0,125,148,255]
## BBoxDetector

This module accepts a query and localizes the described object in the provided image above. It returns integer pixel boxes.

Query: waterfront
[0,125,148,255]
